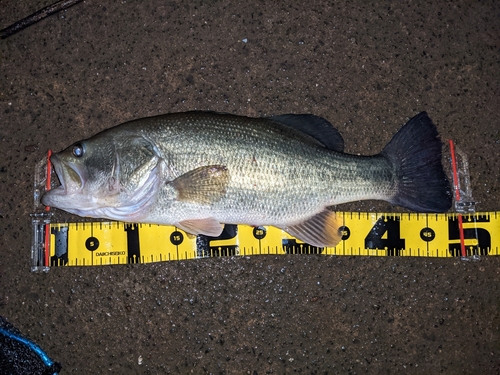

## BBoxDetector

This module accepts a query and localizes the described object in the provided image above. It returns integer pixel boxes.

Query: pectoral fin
[176,218,224,237]
[281,210,342,248]
[172,165,230,205]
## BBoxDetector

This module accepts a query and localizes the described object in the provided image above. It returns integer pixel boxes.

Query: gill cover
[104,135,164,221]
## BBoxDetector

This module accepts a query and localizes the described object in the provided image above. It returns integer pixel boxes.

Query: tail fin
[381,112,452,212]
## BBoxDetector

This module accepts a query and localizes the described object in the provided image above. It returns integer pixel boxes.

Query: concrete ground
[1,0,499,373]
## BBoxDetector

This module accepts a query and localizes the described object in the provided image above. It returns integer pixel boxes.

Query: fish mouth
[41,154,86,207]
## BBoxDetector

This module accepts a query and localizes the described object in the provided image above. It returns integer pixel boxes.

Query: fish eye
[72,143,85,157]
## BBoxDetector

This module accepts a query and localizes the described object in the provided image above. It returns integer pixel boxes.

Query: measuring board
[30,212,500,269]
[31,141,499,270]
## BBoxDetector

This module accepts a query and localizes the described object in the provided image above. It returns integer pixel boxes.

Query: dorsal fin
[269,114,344,152]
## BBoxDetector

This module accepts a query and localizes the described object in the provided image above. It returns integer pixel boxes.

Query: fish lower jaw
[40,187,66,206]
[65,204,152,223]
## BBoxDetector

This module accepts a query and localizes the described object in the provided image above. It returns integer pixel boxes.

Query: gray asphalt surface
[1,1,499,373]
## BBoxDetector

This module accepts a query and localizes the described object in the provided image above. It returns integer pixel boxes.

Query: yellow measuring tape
[31,212,500,269]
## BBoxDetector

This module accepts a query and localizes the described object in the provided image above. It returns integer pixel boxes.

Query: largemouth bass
[41,111,451,247]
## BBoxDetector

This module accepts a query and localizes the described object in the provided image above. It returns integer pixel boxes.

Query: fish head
[41,132,121,213]
[41,131,163,221]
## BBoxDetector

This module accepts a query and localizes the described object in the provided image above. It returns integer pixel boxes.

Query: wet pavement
[1,1,499,373]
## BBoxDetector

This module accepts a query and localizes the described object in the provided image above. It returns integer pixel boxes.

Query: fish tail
[381,112,452,212]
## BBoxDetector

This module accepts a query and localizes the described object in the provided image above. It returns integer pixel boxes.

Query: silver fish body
[41,111,451,247]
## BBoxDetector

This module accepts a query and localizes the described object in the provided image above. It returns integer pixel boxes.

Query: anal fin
[281,210,342,248]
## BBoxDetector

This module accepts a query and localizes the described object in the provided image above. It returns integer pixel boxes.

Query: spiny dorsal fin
[269,114,344,152]
[281,210,342,248]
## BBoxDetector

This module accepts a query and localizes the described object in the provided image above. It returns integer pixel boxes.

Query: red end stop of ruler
[449,140,467,257]
[43,149,52,267]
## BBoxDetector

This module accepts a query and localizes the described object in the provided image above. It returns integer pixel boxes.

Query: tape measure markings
[31,211,500,268]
